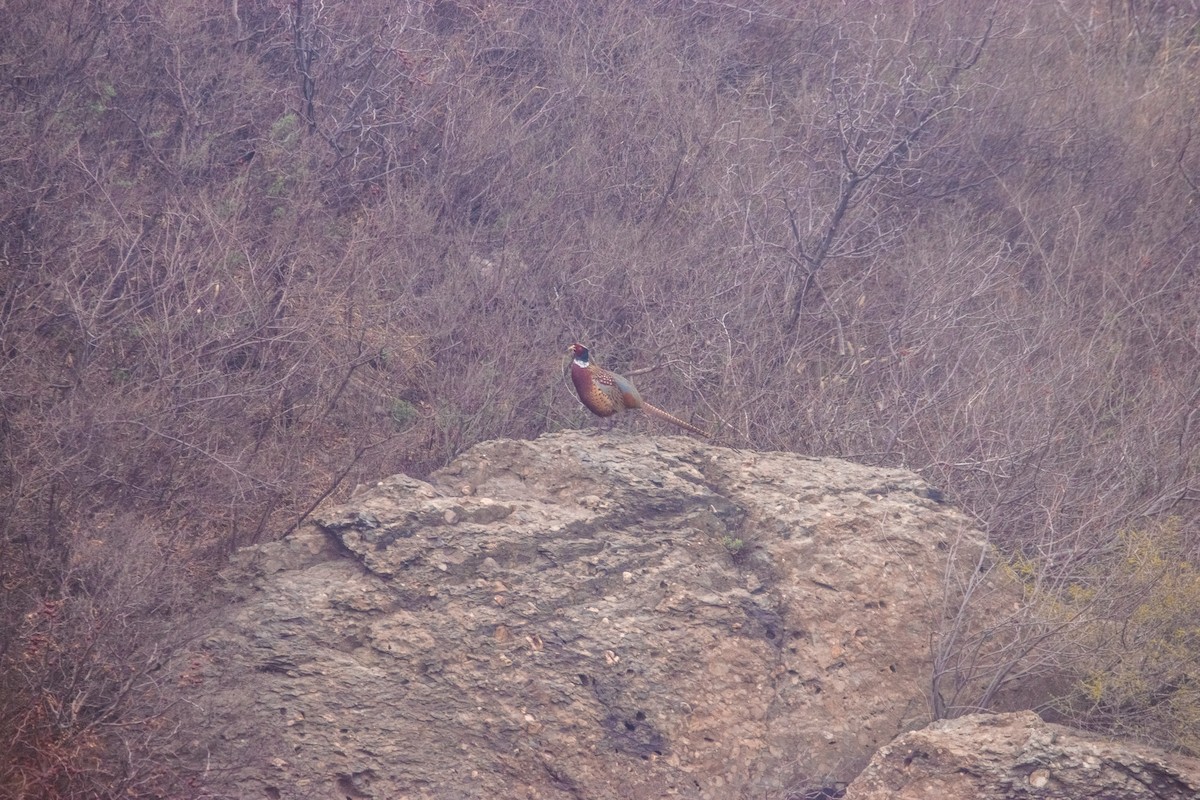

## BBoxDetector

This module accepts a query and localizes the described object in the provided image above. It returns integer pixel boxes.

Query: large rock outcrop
[843,711,1200,799]
[178,431,976,798]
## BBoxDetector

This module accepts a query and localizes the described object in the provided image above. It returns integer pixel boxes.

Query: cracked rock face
[843,711,1200,800]
[178,432,975,799]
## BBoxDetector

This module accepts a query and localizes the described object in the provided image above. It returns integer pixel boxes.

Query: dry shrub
[0,518,194,798]
[1051,520,1200,754]
[3,0,1200,792]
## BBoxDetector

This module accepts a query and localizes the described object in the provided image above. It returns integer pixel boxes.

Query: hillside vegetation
[2,1,1199,796]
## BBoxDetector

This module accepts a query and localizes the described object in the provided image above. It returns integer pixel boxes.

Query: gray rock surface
[843,710,1200,800]
[178,431,977,798]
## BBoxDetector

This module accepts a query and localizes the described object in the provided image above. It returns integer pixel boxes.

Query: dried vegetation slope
[1,1,1199,796]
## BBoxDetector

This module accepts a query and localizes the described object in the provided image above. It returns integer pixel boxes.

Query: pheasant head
[566,342,590,366]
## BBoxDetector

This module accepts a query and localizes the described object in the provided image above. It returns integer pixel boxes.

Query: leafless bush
[3,0,1200,792]
[0,517,195,798]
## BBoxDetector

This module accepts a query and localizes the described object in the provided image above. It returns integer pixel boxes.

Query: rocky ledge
[165,431,1200,799]
[844,710,1200,799]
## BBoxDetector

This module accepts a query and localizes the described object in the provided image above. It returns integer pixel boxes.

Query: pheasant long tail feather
[641,402,710,437]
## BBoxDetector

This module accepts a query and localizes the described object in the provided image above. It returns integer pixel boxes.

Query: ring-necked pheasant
[566,343,709,437]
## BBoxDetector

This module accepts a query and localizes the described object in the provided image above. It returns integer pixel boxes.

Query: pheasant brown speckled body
[566,343,708,437]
